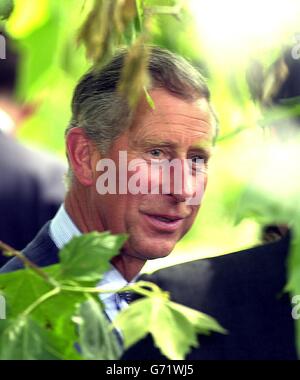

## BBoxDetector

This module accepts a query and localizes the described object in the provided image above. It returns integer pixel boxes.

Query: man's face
[91,88,215,263]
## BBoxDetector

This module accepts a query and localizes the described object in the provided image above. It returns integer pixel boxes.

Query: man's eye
[191,155,205,164]
[149,149,163,158]
[190,156,208,172]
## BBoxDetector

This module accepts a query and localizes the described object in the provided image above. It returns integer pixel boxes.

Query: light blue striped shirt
[49,205,134,322]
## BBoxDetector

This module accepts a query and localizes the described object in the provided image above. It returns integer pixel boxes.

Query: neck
[112,253,146,282]
[64,185,146,281]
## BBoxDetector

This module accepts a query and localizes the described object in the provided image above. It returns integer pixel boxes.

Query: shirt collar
[49,204,81,250]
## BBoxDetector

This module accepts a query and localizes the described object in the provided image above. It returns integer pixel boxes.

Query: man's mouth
[155,216,175,223]
[142,213,184,232]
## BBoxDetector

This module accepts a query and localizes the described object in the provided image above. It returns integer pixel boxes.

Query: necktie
[118,290,133,304]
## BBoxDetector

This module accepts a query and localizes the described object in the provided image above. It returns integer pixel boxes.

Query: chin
[146,252,171,260]
[130,238,176,260]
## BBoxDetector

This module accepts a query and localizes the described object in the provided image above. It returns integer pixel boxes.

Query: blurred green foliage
[2,0,262,259]
[0,232,225,359]
[5,0,90,154]
[2,0,300,357]
[2,0,300,258]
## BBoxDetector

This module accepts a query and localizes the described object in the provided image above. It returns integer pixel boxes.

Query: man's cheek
[127,161,150,195]
[183,209,198,232]
[185,173,207,206]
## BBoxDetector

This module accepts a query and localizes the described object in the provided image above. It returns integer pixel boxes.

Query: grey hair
[66,45,216,184]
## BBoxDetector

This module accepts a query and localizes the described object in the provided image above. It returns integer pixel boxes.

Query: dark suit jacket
[123,235,298,360]
[1,225,297,360]
[0,132,66,267]
[0,222,59,273]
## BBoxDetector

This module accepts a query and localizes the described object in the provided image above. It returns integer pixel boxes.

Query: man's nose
[169,159,195,203]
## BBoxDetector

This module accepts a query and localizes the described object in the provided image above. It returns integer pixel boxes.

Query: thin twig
[60,280,168,299]
[0,240,55,285]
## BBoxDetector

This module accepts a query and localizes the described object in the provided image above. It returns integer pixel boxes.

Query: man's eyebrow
[134,139,212,157]
[134,139,179,149]
[188,145,212,159]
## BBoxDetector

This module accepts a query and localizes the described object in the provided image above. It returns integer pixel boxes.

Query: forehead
[129,89,215,147]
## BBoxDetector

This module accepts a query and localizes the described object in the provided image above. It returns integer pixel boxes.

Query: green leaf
[134,0,143,32]
[58,232,127,283]
[75,297,122,360]
[0,267,84,359]
[0,268,53,316]
[0,0,14,20]
[6,0,50,37]
[32,290,85,360]
[0,317,60,360]
[114,294,225,360]
[0,232,127,360]
[168,302,227,335]
[143,86,156,109]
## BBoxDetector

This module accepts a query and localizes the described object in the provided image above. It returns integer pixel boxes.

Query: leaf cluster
[0,232,225,360]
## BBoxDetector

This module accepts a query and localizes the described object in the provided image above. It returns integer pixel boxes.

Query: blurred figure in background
[247,44,300,243]
[0,31,66,266]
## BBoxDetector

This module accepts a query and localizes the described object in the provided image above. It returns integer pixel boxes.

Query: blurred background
[1,0,300,279]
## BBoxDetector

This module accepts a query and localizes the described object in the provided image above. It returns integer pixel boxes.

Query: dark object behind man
[0,31,66,266]
[123,234,297,360]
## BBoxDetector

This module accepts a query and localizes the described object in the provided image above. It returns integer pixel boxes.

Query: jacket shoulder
[0,222,59,273]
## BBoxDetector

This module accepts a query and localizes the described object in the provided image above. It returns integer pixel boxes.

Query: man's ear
[66,127,96,186]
